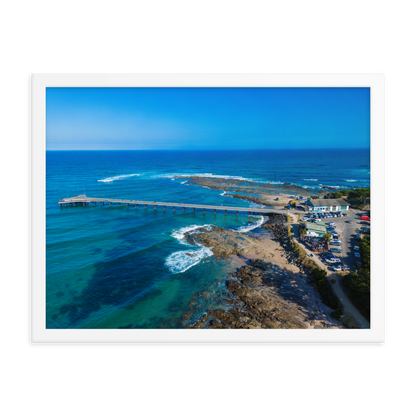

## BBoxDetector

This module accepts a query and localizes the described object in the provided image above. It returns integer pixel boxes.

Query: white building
[306,198,350,212]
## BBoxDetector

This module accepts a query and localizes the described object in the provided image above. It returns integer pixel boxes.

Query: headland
[180,177,344,329]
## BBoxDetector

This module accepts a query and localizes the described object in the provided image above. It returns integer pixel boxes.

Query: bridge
[58,195,287,215]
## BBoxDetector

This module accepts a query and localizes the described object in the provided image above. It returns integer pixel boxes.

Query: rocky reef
[174,175,325,197]
[184,226,258,258]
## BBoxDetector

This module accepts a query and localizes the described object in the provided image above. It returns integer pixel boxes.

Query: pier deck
[58,195,286,215]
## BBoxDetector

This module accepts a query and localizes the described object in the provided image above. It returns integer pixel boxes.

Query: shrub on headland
[325,188,370,209]
[310,268,342,312]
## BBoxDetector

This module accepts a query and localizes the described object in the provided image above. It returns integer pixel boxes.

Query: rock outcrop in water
[184,226,258,258]
[174,175,325,197]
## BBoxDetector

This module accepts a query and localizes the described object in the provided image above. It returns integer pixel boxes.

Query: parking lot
[290,208,370,328]
[294,208,369,272]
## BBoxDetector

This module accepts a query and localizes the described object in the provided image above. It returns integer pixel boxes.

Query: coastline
[178,177,344,329]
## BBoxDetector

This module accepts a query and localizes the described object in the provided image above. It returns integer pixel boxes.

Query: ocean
[46,149,370,328]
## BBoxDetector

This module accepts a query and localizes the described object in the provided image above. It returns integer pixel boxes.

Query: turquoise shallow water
[46,149,370,328]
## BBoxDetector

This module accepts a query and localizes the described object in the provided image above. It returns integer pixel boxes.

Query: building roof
[305,222,327,234]
[308,198,350,207]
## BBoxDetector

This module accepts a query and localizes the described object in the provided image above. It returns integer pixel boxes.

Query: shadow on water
[57,214,170,327]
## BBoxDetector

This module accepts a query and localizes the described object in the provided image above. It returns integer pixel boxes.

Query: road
[291,209,370,328]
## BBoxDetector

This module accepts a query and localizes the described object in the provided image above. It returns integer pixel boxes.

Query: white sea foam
[159,172,253,181]
[165,246,213,274]
[171,224,213,245]
[167,224,214,273]
[319,184,341,189]
[220,190,226,196]
[181,181,188,184]
[98,174,141,183]
[249,202,265,208]
[236,216,265,233]
[304,179,318,181]
[345,179,358,182]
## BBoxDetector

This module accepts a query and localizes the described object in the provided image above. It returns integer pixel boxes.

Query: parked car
[355,261,362,268]
[330,241,341,246]
[356,233,362,239]
[329,222,335,226]
[354,252,361,258]
[332,265,342,271]
[330,248,342,253]
[353,246,360,251]
[326,258,337,264]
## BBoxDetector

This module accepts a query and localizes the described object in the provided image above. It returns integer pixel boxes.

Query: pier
[58,195,286,215]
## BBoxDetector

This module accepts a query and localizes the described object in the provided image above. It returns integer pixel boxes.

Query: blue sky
[46,87,370,150]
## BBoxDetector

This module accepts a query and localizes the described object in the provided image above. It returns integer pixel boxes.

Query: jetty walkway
[58,195,285,215]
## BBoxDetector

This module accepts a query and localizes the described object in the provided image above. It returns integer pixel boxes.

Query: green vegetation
[300,228,307,237]
[310,268,342,314]
[325,188,370,209]
[323,233,332,242]
[342,236,370,321]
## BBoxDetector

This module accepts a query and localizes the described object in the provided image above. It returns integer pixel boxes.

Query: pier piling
[58,196,281,217]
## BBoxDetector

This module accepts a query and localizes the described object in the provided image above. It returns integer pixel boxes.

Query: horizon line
[46,147,370,151]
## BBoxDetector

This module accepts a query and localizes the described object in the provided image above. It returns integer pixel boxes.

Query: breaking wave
[165,247,213,274]
[167,224,214,273]
[98,174,141,183]
[236,216,265,233]
[171,224,213,246]
[159,172,253,181]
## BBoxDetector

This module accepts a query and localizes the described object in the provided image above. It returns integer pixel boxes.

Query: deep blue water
[46,149,370,328]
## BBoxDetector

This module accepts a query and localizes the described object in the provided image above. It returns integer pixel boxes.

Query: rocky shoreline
[184,215,342,329]
[190,260,340,329]
[184,225,258,258]
[174,175,325,198]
